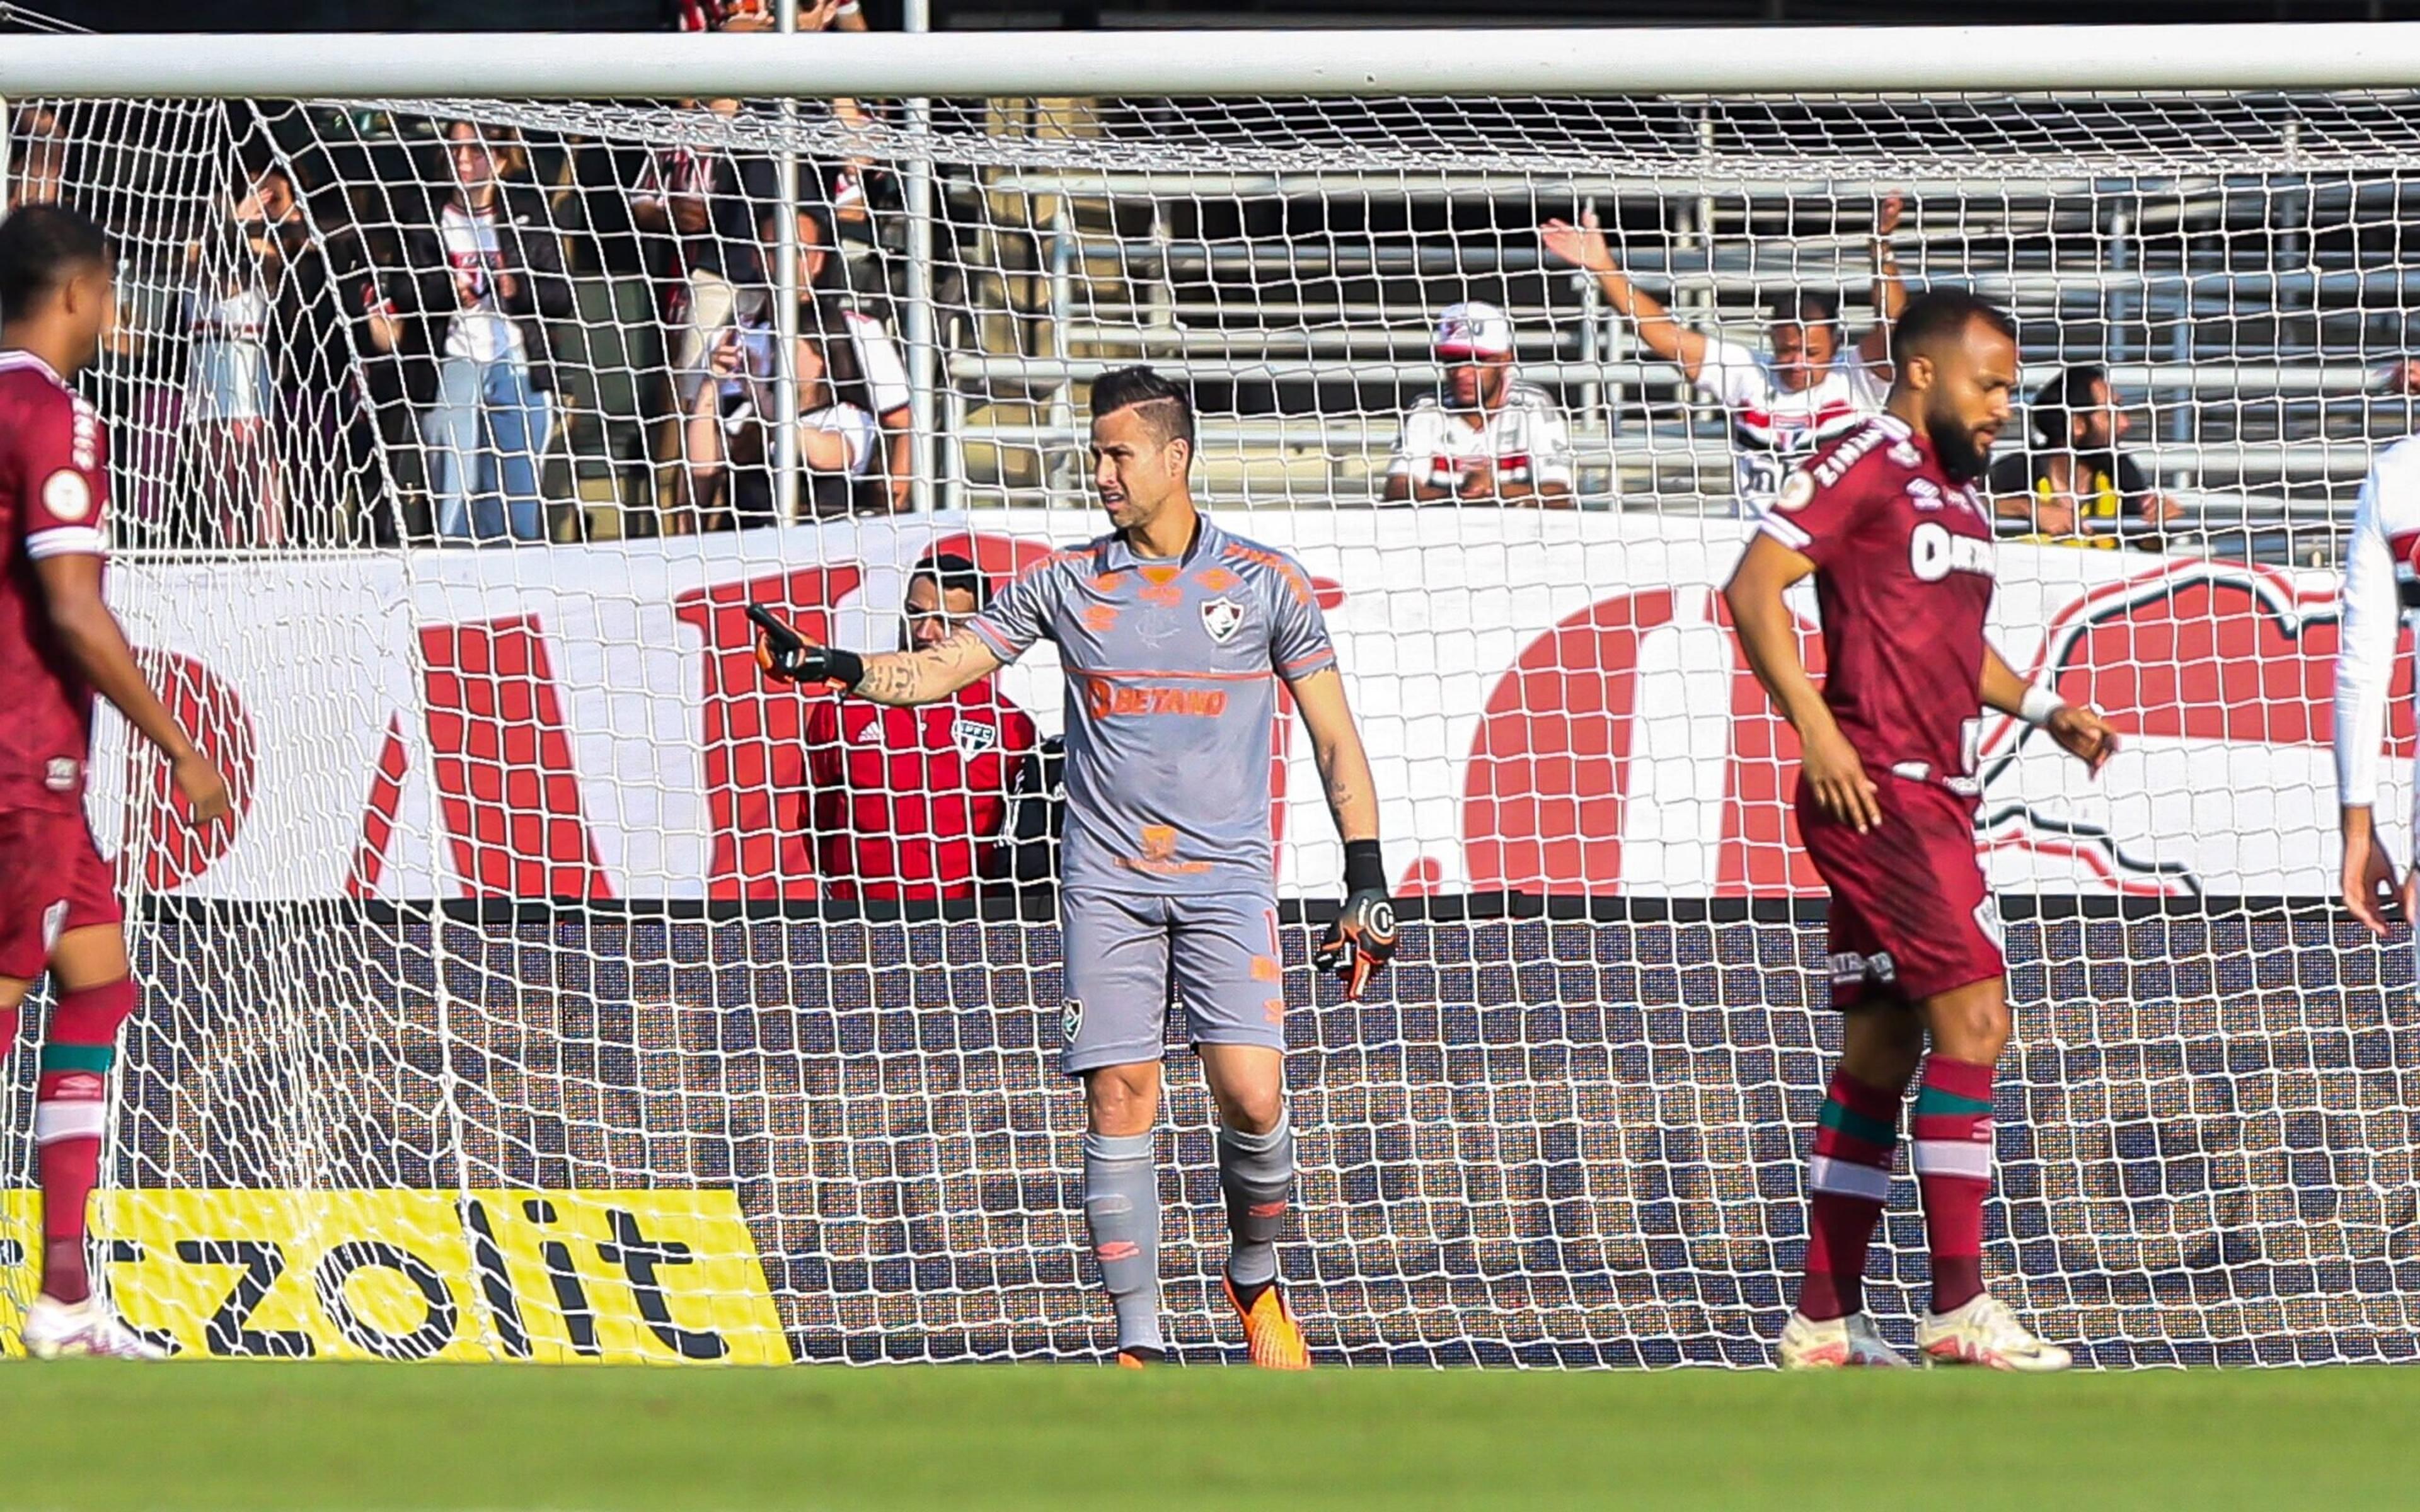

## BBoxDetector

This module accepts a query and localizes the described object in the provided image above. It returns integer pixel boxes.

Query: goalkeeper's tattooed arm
[1288,668,1378,845]
[751,609,1001,705]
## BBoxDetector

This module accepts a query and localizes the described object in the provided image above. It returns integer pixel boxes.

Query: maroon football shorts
[0,807,122,982]
[1796,770,2005,1009]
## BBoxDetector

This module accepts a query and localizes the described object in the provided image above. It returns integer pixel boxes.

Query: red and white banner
[92,510,2406,902]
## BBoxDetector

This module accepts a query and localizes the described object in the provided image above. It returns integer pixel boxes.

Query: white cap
[1432,301,1515,360]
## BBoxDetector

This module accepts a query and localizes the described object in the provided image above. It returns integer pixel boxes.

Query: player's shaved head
[0,203,110,324]
[1090,365,1196,461]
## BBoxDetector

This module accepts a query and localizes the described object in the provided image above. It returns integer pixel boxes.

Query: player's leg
[1178,896,1309,1370]
[11,815,164,1360]
[1795,994,1922,1326]
[1061,890,1178,1365]
[1906,973,2068,1371]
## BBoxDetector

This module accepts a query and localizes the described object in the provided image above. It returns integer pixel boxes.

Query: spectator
[401,120,573,545]
[1381,299,1575,507]
[772,202,914,510]
[179,209,284,547]
[626,97,777,535]
[685,296,884,524]
[234,163,402,545]
[802,551,1039,900]
[1541,195,1908,513]
[7,105,69,209]
[684,0,879,222]
[1988,364,2186,546]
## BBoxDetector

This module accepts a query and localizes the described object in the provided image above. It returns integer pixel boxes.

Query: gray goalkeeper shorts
[1056,888,1288,1075]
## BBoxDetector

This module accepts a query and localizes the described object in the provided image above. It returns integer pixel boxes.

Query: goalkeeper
[753,366,1393,1369]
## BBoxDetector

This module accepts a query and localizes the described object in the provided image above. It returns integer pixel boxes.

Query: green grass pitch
[0,1363,2412,1510]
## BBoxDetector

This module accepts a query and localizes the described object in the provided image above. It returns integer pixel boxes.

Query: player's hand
[1801,725,1881,833]
[2342,829,2417,937]
[1314,887,1398,1000]
[1540,210,1614,275]
[747,603,846,685]
[172,751,234,828]
[2045,704,2119,777]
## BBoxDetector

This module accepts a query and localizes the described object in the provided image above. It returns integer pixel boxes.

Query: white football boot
[1916,1293,2073,1372]
[22,1295,170,1360]
[1778,1310,1913,1370]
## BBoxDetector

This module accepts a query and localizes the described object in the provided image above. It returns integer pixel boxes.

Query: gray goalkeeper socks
[1217,1105,1295,1290]
[1082,1130,1163,1354]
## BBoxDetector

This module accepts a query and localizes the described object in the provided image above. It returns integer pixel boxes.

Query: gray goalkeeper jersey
[968,515,1337,896]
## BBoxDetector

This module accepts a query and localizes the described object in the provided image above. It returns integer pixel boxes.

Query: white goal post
[3,22,2418,1366]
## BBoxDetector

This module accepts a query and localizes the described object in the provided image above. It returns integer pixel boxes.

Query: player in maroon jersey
[1724,289,2117,1372]
[803,551,1038,900]
[0,204,233,1358]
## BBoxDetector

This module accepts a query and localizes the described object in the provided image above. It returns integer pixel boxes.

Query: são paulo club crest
[1199,595,1244,644]
[950,717,1000,758]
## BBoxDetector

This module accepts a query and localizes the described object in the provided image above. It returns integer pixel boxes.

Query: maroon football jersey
[1760,413,1997,801]
[803,679,1039,900]
[0,350,110,816]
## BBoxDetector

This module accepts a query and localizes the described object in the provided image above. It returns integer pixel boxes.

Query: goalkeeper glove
[748,603,865,689]
[1313,840,1397,1000]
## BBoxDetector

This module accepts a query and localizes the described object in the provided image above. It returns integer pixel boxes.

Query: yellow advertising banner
[0,1189,787,1364]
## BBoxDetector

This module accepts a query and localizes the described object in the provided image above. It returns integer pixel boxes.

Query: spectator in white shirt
[180,213,284,548]
[1541,196,1908,514]
[1382,301,1576,507]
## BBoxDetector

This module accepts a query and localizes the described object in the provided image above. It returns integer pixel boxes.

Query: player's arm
[33,554,231,824]
[751,605,1001,707]
[1721,532,1879,832]
[2334,457,2414,935]
[1856,193,1909,374]
[1978,642,2117,775]
[1540,210,1710,384]
[1288,665,1395,998]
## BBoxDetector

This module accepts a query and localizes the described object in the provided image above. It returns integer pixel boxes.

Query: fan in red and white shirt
[1543,195,1909,515]
[1382,301,1575,507]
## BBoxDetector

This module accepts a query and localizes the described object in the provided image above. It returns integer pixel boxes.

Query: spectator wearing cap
[1987,364,2186,547]
[801,553,1040,900]
[1382,301,1577,507]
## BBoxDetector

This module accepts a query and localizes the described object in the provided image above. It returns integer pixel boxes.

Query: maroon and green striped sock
[1913,1056,1997,1315]
[1796,1067,1901,1322]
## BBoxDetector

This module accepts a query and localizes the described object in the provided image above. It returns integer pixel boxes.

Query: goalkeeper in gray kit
[752,367,1393,1368]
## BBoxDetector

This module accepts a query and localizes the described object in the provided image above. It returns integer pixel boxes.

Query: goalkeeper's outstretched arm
[751,606,1001,706]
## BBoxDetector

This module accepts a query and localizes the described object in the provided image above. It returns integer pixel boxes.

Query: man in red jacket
[804,551,1039,900]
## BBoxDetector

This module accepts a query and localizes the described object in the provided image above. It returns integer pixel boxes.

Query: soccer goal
[6,19,2419,1365]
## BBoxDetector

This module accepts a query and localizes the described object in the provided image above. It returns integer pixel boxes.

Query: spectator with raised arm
[1541,194,1907,515]
[1987,364,2186,546]
[1382,300,1576,507]
[400,121,573,545]
[625,96,780,534]
[756,202,914,510]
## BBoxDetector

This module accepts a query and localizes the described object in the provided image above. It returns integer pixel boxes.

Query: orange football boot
[1224,1278,1311,1370]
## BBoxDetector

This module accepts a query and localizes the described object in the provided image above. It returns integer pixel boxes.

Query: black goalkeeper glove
[748,603,865,689]
[1313,840,1397,1000]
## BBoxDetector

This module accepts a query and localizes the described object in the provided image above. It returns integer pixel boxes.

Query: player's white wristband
[2017,684,2066,728]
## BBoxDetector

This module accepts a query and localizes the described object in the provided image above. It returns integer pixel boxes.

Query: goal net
[9,32,2420,1365]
